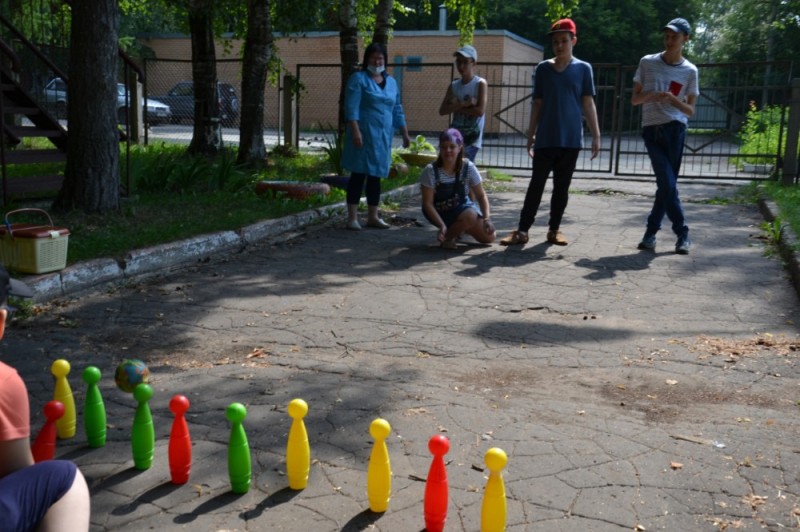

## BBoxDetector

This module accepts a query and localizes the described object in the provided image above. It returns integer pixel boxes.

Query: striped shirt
[634,53,699,127]
[419,160,482,190]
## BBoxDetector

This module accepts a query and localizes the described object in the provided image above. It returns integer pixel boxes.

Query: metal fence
[140,59,794,181]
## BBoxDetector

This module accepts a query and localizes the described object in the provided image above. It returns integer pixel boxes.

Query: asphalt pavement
[5,176,800,531]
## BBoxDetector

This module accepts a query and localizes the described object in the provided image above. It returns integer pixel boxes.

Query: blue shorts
[0,460,77,532]
[424,199,483,229]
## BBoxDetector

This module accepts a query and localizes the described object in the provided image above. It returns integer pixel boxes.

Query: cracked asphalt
[4,177,800,531]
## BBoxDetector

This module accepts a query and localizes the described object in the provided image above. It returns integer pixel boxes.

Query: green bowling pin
[82,366,107,448]
[226,402,251,494]
[131,384,155,470]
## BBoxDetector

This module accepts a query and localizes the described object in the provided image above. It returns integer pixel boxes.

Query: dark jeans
[346,173,381,206]
[517,148,580,232]
[642,121,689,238]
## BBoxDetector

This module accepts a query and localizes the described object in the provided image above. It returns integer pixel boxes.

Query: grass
[757,179,800,252]
[3,143,422,265]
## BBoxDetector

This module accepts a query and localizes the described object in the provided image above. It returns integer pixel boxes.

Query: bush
[734,102,786,167]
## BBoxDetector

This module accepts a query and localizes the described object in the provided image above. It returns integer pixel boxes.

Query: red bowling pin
[424,434,450,532]
[31,400,65,462]
[168,395,192,484]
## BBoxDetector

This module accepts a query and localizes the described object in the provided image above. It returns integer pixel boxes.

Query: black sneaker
[676,236,691,255]
[637,235,656,250]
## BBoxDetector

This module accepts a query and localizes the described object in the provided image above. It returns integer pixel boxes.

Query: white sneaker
[346,220,362,231]
[366,218,390,229]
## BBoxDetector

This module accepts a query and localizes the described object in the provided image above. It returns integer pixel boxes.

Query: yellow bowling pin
[51,359,76,439]
[481,447,508,532]
[286,398,310,490]
[367,418,392,513]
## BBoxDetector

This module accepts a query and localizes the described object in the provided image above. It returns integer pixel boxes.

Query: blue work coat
[342,70,407,178]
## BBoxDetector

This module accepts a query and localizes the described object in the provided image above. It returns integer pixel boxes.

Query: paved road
[5,177,800,531]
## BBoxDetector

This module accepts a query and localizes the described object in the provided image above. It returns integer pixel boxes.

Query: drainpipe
[439,5,446,32]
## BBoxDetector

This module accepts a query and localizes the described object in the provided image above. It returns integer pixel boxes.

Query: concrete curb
[21,183,421,301]
[758,196,800,300]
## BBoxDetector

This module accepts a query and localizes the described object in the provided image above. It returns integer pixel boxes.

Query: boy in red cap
[500,18,600,247]
[632,17,698,255]
[0,265,91,531]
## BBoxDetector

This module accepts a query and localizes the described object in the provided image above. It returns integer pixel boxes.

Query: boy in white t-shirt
[439,45,487,162]
[632,17,699,255]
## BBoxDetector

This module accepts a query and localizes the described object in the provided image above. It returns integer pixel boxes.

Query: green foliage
[545,0,579,21]
[734,103,786,167]
[406,134,436,154]
[321,124,346,175]
[695,0,800,64]
[759,180,800,253]
[130,144,252,195]
[760,217,783,244]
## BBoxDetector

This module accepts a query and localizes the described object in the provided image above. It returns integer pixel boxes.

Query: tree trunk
[187,0,222,156]
[371,0,393,51]
[237,0,273,166]
[53,0,120,213]
[338,0,359,132]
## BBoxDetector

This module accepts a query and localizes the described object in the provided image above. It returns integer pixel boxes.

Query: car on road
[41,78,172,126]
[116,83,172,125]
[153,81,240,127]
[42,77,68,119]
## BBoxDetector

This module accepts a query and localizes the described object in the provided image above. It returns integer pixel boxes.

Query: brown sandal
[546,230,568,245]
[499,230,529,246]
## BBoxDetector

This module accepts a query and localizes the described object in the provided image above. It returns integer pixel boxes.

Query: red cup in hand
[668,81,683,96]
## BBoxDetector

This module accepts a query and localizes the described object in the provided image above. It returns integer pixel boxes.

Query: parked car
[42,77,68,119]
[42,78,172,126]
[153,81,240,127]
[116,84,172,126]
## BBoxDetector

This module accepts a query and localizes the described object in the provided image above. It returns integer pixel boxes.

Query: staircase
[0,59,68,202]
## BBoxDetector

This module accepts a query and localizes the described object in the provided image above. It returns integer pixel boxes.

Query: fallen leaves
[685,333,800,360]
[741,493,767,510]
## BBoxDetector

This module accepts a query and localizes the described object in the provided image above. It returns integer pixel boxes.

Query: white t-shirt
[449,76,485,148]
[634,53,699,127]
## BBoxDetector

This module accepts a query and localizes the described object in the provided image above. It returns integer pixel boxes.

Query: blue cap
[663,18,690,35]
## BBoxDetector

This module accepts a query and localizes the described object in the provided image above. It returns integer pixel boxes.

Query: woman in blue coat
[342,42,411,230]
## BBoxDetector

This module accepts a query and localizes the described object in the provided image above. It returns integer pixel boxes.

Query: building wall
[139,31,544,135]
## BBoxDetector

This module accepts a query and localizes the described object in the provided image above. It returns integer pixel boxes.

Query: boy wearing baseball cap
[0,265,91,531]
[632,17,699,254]
[500,18,600,247]
[439,44,488,162]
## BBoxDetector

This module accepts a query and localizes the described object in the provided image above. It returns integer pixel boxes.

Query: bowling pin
[424,434,450,532]
[82,366,107,448]
[51,359,76,439]
[367,418,392,513]
[286,398,310,490]
[480,447,508,532]
[31,400,65,462]
[168,395,192,484]
[226,402,251,494]
[131,384,155,470]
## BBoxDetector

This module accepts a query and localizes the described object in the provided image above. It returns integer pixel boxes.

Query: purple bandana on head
[439,128,464,146]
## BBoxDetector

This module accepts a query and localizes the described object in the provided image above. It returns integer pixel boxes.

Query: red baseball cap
[548,18,577,36]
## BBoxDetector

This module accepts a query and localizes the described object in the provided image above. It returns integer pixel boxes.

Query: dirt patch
[681,333,800,360]
[457,366,539,391]
[601,379,783,423]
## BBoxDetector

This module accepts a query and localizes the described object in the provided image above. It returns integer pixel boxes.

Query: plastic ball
[114,359,150,393]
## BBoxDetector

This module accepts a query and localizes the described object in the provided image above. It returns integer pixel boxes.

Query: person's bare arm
[526,98,543,157]
[0,437,34,478]
[582,95,601,160]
